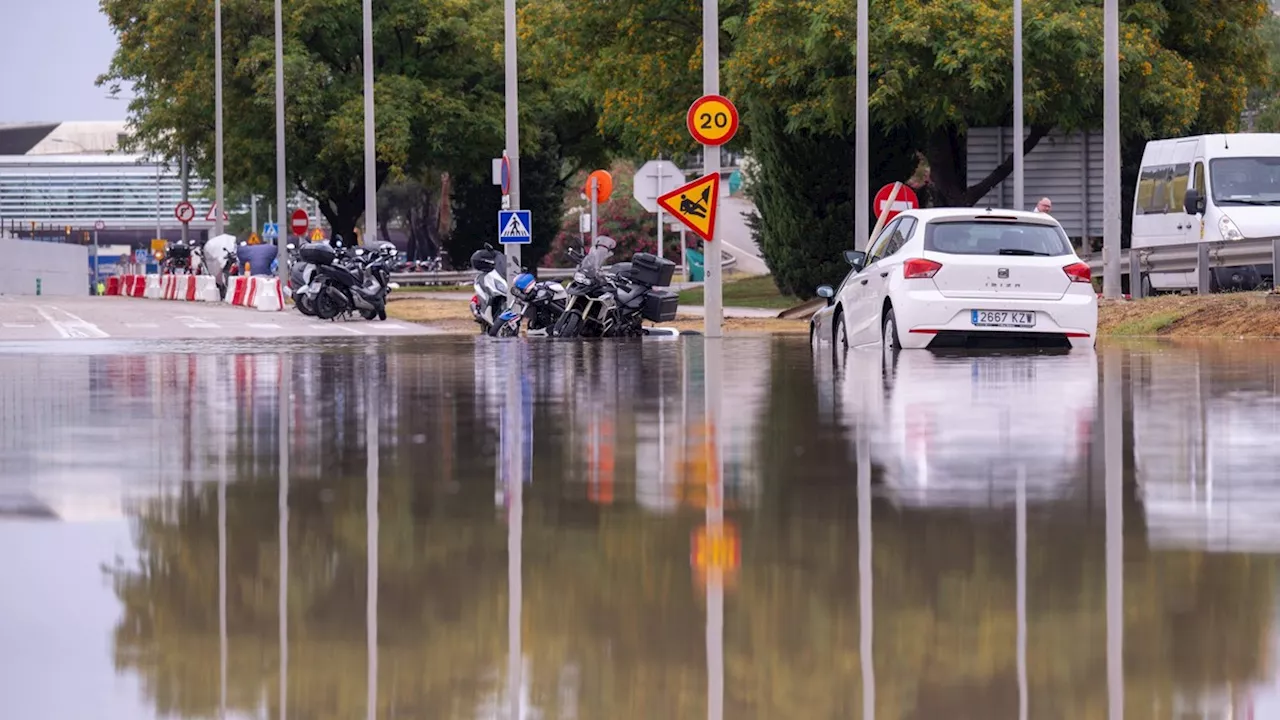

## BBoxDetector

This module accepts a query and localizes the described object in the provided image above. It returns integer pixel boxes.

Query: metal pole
[155,160,162,246]
[1017,466,1027,720]
[276,0,290,285]
[215,0,225,237]
[590,177,599,243]
[855,0,869,251]
[1102,0,1121,298]
[1013,0,1024,212]
[503,0,522,290]
[251,195,258,236]
[657,157,665,262]
[181,146,190,244]
[505,343,524,720]
[703,0,722,338]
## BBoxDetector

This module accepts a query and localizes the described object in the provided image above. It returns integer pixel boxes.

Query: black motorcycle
[306,242,392,321]
[489,269,569,337]
[551,249,679,338]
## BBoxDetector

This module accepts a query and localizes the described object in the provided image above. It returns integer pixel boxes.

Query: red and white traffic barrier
[223,276,284,312]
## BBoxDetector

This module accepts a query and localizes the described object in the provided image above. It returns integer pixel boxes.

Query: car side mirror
[816,285,835,306]
[844,250,866,272]
[1184,188,1205,215]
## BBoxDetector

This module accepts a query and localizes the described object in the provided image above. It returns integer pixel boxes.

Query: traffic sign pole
[702,4,722,340]
[590,177,598,243]
[275,0,290,287]
[657,157,665,262]
[503,0,521,300]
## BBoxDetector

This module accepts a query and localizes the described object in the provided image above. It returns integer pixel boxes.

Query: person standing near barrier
[237,233,278,276]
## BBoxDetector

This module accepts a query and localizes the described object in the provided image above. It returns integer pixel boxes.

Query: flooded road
[2,337,1280,718]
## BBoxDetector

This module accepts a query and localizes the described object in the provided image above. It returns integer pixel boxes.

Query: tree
[98,0,505,242]
[745,104,917,299]
[1246,12,1280,131]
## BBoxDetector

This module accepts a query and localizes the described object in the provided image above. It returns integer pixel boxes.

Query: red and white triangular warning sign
[657,172,720,242]
[205,203,229,222]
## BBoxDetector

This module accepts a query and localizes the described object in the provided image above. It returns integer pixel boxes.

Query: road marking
[380,324,406,330]
[125,322,159,328]
[2,323,35,328]
[34,306,110,339]
[187,323,219,329]
[247,323,281,329]
[308,323,364,335]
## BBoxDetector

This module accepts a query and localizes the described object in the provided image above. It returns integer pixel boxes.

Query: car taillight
[903,258,942,279]
[1063,262,1091,283]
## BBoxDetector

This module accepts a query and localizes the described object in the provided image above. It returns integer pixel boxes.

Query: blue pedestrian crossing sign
[498,210,532,244]
[263,222,279,240]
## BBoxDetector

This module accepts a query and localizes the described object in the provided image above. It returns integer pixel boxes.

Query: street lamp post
[274,0,290,285]
[503,0,521,289]
[214,0,225,237]
[1013,0,1024,212]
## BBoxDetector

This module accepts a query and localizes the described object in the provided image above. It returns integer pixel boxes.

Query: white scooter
[469,244,509,333]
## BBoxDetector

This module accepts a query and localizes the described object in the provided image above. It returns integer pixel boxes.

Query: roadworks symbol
[501,214,531,238]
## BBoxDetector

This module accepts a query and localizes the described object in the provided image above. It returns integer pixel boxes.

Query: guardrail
[1085,238,1280,298]
[390,251,739,286]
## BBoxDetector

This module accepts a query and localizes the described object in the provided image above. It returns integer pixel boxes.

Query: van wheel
[1140,274,1155,298]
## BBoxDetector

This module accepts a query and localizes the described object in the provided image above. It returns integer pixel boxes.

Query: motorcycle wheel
[377,306,387,321]
[315,290,342,320]
[552,310,583,338]
[297,295,317,316]
[360,309,377,321]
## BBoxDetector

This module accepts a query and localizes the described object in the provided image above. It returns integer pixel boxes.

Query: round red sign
[873,183,919,223]
[174,201,196,224]
[290,208,309,237]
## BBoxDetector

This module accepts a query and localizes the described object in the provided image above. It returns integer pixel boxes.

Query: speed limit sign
[687,95,739,147]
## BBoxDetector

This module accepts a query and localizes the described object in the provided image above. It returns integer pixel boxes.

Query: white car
[810,208,1098,351]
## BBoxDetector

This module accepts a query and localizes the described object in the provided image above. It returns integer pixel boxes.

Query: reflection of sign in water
[691,522,739,571]
[679,421,719,508]
[587,416,615,504]
[498,372,534,492]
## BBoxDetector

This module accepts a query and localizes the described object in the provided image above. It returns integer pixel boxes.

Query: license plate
[971,310,1035,328]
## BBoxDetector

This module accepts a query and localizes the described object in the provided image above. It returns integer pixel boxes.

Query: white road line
[2,323,35,328]
[49,307,111,339]
[247,323,281,329]
[187,323,219,329]
[32,306,71,339]
[379,324,406,330]
[308,323,364,335]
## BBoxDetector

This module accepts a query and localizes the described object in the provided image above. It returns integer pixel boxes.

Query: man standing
[237,234,278,276]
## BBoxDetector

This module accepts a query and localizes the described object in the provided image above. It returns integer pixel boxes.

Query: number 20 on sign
[687,95,739,146]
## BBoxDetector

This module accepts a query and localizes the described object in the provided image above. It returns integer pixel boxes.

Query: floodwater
[2,336,1280,719]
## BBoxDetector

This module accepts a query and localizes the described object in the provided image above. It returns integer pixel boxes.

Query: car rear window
[924,220,1073,257]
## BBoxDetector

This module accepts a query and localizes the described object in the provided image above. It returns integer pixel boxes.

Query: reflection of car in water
[1132,350,1280,552]
[839,348,1097,507]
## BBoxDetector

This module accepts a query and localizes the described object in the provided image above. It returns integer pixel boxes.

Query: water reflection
[1,339,1280,718]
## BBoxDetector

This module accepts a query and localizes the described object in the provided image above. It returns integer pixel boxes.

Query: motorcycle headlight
[1219,214,1245,241]
[574,272,587,284]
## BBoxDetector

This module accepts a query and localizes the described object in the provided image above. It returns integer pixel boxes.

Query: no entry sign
[290,208,309,237]
[874,183,919,223]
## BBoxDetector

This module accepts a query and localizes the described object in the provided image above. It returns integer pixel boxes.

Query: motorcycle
[469,244,509,333]
[161,243,196,275]
[286,243,320,316]
[551,244,680,338]
[307,242,394,321]
[490,269,568,337]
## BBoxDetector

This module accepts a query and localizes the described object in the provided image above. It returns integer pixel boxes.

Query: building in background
[0,121,217,247]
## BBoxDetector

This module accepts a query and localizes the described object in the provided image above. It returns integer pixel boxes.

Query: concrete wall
[0,238,88,296]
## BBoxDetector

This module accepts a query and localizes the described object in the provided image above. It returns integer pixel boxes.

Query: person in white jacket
[201,233,238,298]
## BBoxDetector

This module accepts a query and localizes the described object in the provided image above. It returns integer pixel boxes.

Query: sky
[0,0,128,123]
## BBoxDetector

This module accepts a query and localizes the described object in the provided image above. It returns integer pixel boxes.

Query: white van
[1131,133,1280,293]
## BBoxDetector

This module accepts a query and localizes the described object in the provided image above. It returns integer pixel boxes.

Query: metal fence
[1086,239,1280,298]
[390,251,739,287]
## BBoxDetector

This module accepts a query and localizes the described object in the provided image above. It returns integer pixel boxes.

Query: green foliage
[1247,12,1280,131]
[99,0,505,242]
[548,162,673,268]
[746,103,917,299]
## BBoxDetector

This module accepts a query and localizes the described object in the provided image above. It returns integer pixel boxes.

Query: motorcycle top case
[642,289,679,323]
[629,253,676,287]
[299,242,337,266]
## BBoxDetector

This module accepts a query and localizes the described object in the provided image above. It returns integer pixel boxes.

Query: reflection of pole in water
[857,421,873,720]
[1104,350,1124,720]
[219,360,229,720]
[279,353,290,720]
[705,338,724,720]
[367,367,379,720]
[506,342,524,720]
[1017,466,1027,720]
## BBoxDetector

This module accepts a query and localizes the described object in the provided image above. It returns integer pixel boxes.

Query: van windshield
[924,221,1073,257]
[1210,157,1280,205]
